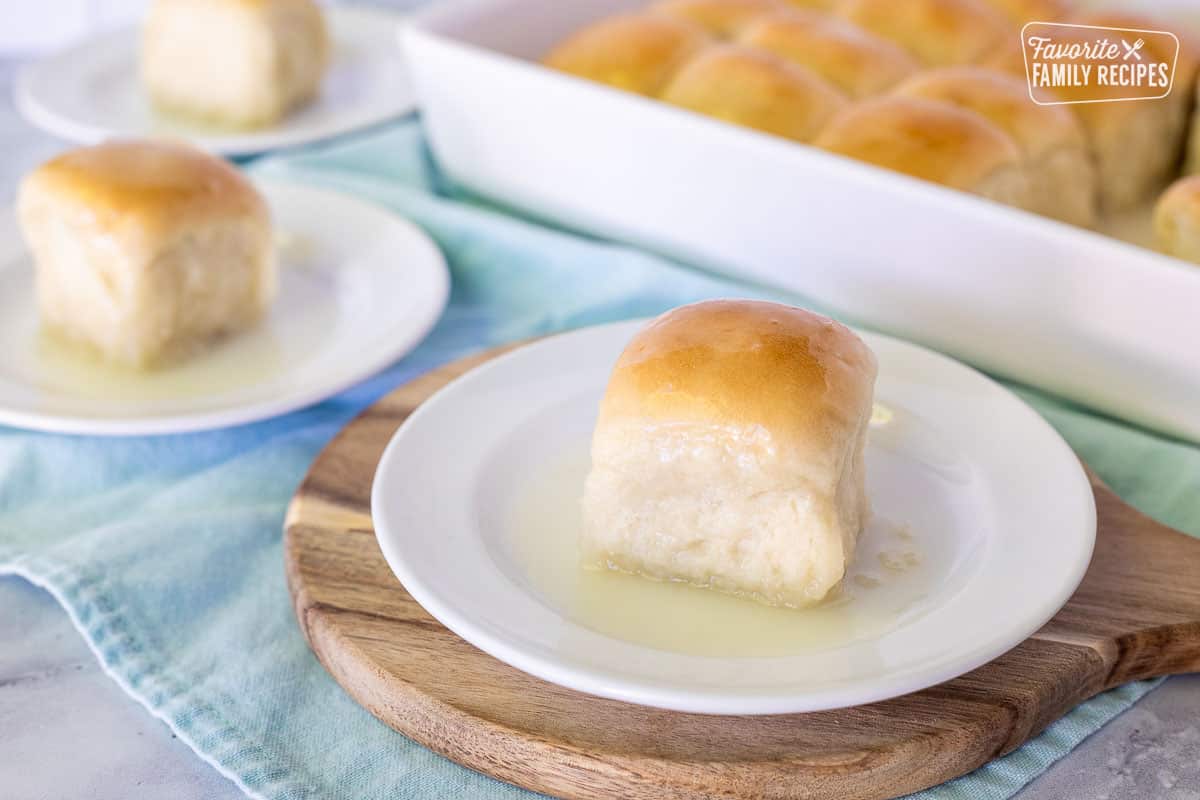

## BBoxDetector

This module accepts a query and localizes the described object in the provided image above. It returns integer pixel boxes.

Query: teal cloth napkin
[2,121,1198,800]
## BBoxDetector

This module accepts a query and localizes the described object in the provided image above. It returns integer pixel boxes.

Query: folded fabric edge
[0,553,313,800]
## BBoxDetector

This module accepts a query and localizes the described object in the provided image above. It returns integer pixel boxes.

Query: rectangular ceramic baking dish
[403,0,1200,442]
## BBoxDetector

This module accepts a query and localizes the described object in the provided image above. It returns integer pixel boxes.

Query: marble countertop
[1,35,1198,800]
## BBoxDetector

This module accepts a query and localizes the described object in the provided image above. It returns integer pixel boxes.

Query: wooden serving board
[284,344,1200,800]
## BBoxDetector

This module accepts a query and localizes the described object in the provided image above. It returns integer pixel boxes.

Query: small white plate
[0,180,448,436]
[372,320,1096,715]
[14,7,413,157]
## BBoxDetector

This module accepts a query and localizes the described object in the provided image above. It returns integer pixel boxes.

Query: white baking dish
[403,0,1200,442]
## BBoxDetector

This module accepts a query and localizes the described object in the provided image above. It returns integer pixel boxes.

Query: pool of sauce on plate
[508,404,944,658]
[31,325,285,403]
[19,233,319,404]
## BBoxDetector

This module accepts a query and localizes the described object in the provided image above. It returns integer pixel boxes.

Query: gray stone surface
[1015,675,1200,800]
[0,579,243,800]
[0,12,1197,800]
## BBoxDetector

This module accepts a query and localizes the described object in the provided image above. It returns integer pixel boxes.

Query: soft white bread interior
[661,44,847,142]
[1154,175,1200,264]
[892,67,1096,226]
[17,140,276,368]
[543,13,711,96]
[815,95,1035,210]
[142,0,329,128]
[581,299,878,608]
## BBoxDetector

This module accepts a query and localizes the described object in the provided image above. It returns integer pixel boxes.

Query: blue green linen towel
[2,120,1198,800]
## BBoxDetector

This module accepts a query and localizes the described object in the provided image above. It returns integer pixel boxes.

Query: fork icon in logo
[1123,38,1146,60]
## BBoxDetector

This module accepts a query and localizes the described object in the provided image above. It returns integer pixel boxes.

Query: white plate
[15,7,413,156]
[371,319,1096,715]
[0,180,448,436]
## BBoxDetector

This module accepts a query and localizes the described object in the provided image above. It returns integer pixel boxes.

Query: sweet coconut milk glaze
[10,232,328,406]
[508,403,963,659]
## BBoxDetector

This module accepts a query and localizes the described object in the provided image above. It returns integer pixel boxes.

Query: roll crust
[815,95,1034,208]
[738,12,919,97]
[543,13,711,96]
[835,0,1008,67]
[892,67,1095,225]
[24,139,269,242]
[651,0,788,38]
[661,44,847,142]
[977,0,1072,24]
[1060,11,1198,212]
[1154,175,1200,265]
[597,299,876,443]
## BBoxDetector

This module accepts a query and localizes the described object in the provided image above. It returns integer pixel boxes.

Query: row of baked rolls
[986,9,1198,213]
[545,5,1092,226]
[545,0,1198,227]
[680,0,1197,214]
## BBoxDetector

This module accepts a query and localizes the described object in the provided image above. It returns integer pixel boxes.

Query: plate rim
[12,6,415,157]
[0,178,450,437]
[370,318,1097,714]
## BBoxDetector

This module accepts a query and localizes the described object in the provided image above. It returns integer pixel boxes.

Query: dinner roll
[835,0,1009,67]
[783,0,836,9]
[543,13,710,96]
[1190,81,1200,175]
[815,96,1034,209]
[738,12,919,97]
[893,67,1095,226]
[17,141,276,368]
[1061,11,1198,211]
[651,0,787,38]
[1154,176,1200,264]
[142,0,329,128]
[978,0,1072,25]
[979,37,1026,79]
[661,45,847,142]
[582,299,877,608]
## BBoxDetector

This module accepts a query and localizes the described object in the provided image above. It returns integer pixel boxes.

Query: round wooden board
[284,343,1200,800]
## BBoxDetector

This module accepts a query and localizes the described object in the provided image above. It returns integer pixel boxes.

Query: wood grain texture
[284,343,1200,800]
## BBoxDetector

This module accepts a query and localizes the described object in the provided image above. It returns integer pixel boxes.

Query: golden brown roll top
[738,12,919,97]
[892,67,1095,225]
[1062,11,1197,212]
[815,95,1033,208]
[542,13,710,96]
[661,45,847,142]
[542,1,1200,223]
[835,0,1008,67]
[977,0,1071,25]
[597,299,877,448]
[1154,176,1200,265]
[1190,81,1200,176]
[782,0,836,9]
[21,139,269,241]
[651,0,788,38]
[893,67,1079,161]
